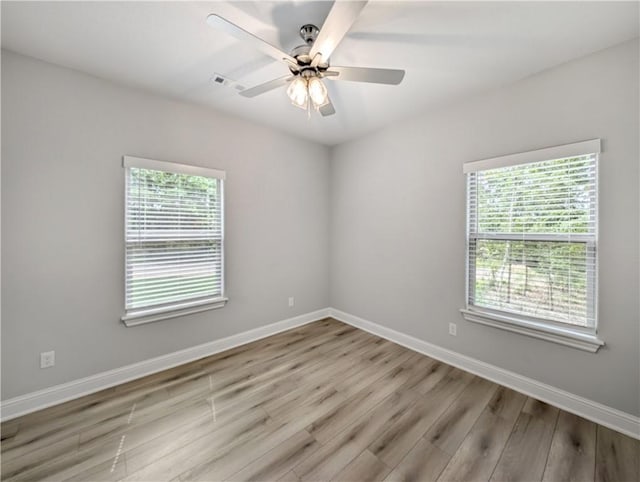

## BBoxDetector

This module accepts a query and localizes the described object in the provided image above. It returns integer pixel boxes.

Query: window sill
[459,307,604,353]
[122,297,228,327]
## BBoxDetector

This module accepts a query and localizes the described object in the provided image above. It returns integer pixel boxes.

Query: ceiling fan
[207,0,405,117]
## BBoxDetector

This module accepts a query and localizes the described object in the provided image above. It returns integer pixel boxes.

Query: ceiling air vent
[210,73,244,91]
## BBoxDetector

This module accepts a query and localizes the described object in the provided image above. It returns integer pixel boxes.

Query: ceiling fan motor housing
[290,24,329,74]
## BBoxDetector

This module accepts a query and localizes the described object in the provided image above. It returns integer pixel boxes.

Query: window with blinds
[465,142,598,332]
[122,156,226,325]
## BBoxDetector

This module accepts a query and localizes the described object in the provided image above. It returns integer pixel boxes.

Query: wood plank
[1,433,80,480]
[10,363,202,434]
[0,388,162,461]
[420,375,498,456]
[62,455,126,482]
[490,398,559,482]
[77,378,210,449]
[437,387,526,482]
[333,343,413,398]
[197,320,353,376]
[204,376,298,420]
[227,430,320,482]
[2,431,124,482]
[542,411,596,482]
[278,470,301,482]
[595,425,640,482]
[383,437,451,482]
[176,392,346,482]
[75,365,298,476]
[368,369,476,467]
[306,353,422,444]
[292,390,418,481]
[165,386,347,481]
[266,385,347,422]
[1,367,201,461]
[332,449,392,482]
[0,420,20,442]
[123,407,273,478]
[260,337,383,419]
[485,385,529,422]
[400,357,452,395]
[80,399,212,456]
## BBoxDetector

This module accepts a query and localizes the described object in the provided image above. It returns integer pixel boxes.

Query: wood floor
[1,318,638,482]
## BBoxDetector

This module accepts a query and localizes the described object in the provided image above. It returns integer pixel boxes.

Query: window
[461,140,604,352]
[122,156,226,326]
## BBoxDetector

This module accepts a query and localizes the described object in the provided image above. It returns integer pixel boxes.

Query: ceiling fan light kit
[287,77,309,109]
[207,0,405,117]
[286,72,329,112]
[307,77,329,107]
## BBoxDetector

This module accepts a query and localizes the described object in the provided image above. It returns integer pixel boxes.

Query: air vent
[210,73,244,91]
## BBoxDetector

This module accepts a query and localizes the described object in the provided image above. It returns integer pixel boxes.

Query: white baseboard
[0,308,330,422]
[329,307,640,440]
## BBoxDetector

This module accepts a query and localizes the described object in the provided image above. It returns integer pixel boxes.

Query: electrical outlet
[449,323,457,336]
[288,297,295,307]
[40,351,55,368]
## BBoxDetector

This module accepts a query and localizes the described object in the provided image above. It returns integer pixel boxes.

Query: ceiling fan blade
[319,98,336,117]
[207,14,297,66]
[348,32,508,48]
[239,75,294,98]
[309,1,368,63]
[326,66,405,85]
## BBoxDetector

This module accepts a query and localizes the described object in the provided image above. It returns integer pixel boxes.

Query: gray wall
[1,51,330,399]
[330,40,640,416]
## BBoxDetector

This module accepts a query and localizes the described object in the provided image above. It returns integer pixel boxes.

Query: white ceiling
[2,1,638,146]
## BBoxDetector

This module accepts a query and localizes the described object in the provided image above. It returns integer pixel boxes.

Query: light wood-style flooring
[1,318,638,481]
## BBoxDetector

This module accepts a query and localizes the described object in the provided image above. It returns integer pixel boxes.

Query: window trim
[122,296,228,326]
[461,140,604,352]
[123,155,226,180]
[459,308,604,352]
[121,156,227,327]
[462,139,601,173]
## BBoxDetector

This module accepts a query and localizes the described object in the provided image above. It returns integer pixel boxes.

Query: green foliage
[474,240,588,325]
[477,156,594,234]
[128,168,220,233]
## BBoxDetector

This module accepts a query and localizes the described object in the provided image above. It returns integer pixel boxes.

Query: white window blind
[123,156,225,324]
[466,145,598,331]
